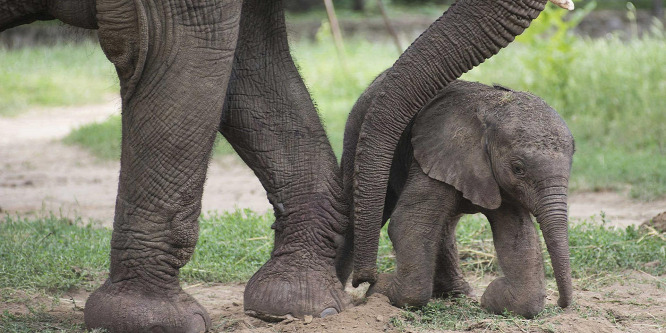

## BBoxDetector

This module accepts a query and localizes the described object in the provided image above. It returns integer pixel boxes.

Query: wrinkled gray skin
[342,79,574,318]
[2,0,551,331]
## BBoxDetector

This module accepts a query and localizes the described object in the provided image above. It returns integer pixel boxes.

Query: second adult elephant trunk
[534,183,572,308]
[351,0,550,287]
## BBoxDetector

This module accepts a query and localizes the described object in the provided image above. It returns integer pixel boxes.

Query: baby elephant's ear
[411,99,501,210]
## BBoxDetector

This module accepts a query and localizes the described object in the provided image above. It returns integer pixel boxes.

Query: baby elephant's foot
[367,273,431,308]
[480,277,545,318]
[85,279,210,333]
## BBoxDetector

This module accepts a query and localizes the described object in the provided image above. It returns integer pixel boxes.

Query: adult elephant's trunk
[352,0,550,287]
[0,0,97,32]
[534,181,572,308]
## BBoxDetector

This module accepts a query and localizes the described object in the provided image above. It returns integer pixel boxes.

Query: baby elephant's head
[484,88,575,213]
[412,81,575,308]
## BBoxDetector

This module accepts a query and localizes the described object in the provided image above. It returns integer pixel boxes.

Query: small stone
[376,315,384,322]
[232,302,240,306]
[303,315,313,324]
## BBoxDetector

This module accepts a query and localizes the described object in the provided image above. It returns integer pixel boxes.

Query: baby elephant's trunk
[534,179,572,308]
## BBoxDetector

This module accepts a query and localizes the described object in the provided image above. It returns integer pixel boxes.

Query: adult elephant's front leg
[220,0,350,320]
[84,1,241,332]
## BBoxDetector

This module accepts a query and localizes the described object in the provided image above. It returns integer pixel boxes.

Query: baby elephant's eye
[511,163,525,176]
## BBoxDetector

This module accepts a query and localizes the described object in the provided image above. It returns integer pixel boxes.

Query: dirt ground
[1,100,665,332]
[3,272,664,332]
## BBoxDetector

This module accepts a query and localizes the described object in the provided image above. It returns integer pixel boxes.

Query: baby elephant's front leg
[481,204,546,318]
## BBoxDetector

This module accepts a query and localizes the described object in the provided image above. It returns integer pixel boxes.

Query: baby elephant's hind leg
[432,215,474,299]
[369,163,457,307]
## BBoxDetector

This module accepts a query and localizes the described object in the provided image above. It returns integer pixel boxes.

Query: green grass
[0,311,95,333]
[2,213,663,293]
[62,115,122,160]
[0,41,117,117]
[1,212,664,332]
[180,209,275,282]
[391,297,567,332]
[0,215,110,293]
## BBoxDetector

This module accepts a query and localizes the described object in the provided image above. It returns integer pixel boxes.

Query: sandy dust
[2,271,664,332]
[1,101,665,332]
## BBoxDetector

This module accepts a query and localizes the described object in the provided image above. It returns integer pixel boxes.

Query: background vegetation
[1,2,665,331]
[23,3,660,199]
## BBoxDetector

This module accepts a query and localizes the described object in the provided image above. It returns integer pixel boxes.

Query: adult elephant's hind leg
[84,1,241,332]
[220,0,350,321]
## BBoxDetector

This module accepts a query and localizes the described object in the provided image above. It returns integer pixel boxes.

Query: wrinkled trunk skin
[221,0,350,320]
[0,0,97,31]
[352,0,549,287]
[84,1,242,332]
[534,184,573,308]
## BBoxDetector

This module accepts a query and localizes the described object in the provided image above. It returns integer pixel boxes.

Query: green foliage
[568,219,666,278]
[292,38,398,157]
[516,1,597,102]
[0,42,117,117]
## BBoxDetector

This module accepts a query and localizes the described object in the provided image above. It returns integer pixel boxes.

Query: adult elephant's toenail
[320,307,338,318]
[186,313,207,333]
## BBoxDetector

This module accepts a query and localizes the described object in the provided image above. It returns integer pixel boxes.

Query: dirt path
[1,100,664,228]
[0,98,271,226]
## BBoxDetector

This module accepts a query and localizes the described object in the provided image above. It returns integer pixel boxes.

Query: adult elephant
[1,0,570,332]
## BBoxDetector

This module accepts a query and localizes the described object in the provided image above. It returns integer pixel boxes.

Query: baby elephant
[342,79,575,318]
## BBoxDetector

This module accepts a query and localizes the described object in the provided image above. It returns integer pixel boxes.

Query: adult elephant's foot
[244,253,351,321]
[84,279,210,333]
[480,277,546,318]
